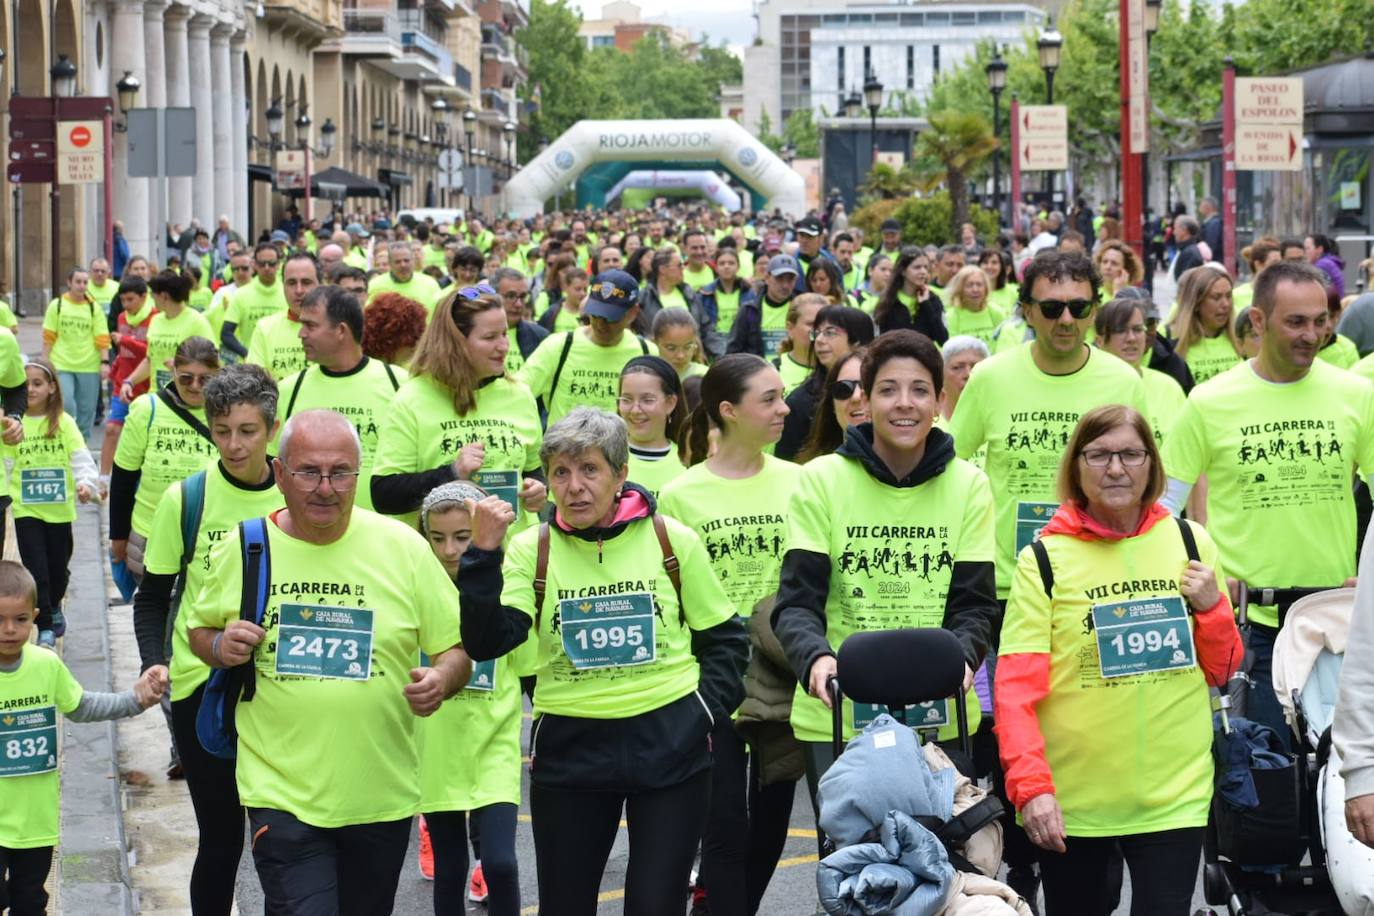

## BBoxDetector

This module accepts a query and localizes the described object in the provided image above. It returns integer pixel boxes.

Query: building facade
[745,0,1046,135]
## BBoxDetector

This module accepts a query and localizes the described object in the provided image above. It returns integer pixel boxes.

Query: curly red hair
[363,292,428,364]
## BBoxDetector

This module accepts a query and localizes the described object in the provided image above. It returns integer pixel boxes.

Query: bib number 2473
[275,604,374,680]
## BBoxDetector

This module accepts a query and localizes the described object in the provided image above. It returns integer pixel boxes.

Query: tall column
[188,15,215,227]
[231,34,249,238]
[211,24,234,228]
[143,0,168,259]
[112,0,152,263]
[164,5,193,228]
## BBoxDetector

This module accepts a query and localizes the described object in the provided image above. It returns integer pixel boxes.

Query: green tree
[698,42,744,89]
[782,109,820,158]
[1226,0,1374,74]
[517,0,615,159]
[755,110,785,153]
[858,162,918,200]
[912,111,999,237]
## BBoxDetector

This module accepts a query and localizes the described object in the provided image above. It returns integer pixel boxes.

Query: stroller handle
[1236,584,1343,628]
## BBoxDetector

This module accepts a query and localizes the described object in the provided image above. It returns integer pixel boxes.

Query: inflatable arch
[606,170,743,211]
[502,119,806,218]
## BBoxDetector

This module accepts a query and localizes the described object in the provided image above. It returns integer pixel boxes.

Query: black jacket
[512,319,549,359]
[1172,239,1204,280]
[771,424,998,690]
[1148,333,1196,394]
[775,373,823,461]
[876,293,949,344]
[727,292,792,357]
[636,281,725,360]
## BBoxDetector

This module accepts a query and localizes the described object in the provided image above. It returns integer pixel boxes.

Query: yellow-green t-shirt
[145,308,214,390]
[944,303,1008,348]
[42,296,107,373]
[991,316,1030,354]
[1231,282,1255,314]
[1162,360,1374,627]
[143,462,285,702]
[987,284,1020,315]
[517,330,655,426]
[505,327,527,376]
[372,374,541,529]
[276,358,408,512]
[1142,367,1187,447]
[188,510,461,828]
[1001,519,1223,836]
[1317,333,1359,371]
[950,344,1148,597]
[1179,333,1240,385]
[224,279,287,350]
[87,279,120,315]
[0,329,23,387]
[498,515,733,719]
[246,311,306,381]
[759,299,791,356]
[422,245,449,273]
[683,265,715,292]
[0,300,16,332]
[113,393,217,538]
[659,455,799,619]
[776,353,812,397]
[5,413,87,523]
[713,288,743,334]
[367,272,443,318]
[0,644,84,848]
[657,287,689,312]
[784,448,994,742]
[626,447,687,500]
[1354,351,1374,386]
[550,306,581,334]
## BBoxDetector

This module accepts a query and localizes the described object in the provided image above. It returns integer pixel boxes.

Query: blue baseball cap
[584,270,639,321]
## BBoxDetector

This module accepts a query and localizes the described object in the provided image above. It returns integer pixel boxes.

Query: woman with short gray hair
[456,405,749,915]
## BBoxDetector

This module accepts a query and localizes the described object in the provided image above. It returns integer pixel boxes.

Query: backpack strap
[651,514,685,625]
[238,517,271,703]
[533,522,551,628]
[638,335,649,355]
[1031,538,1054,599]
[283,369,309,420]
[178,471,208,576]
[381,360,400,391]
[545,332,577,417]
[1176,516,1200,563]
[156,389,214,444]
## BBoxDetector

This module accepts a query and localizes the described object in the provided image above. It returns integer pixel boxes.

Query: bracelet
[211,632,224,666]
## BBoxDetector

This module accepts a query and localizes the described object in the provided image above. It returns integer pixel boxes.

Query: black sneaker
[1006,866,1040,916]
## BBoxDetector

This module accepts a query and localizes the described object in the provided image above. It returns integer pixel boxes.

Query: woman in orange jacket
[995,403,1243,916]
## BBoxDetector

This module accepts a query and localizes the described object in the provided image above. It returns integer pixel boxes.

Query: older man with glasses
[489,268,549,376]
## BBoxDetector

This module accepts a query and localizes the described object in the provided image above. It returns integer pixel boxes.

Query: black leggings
[700,721,797,916]
[170,683,244,916]
[425,804,519,916]
[0,844,53,916]
[1038,827,1203,916]
[14,518,72,633]
[530,769,710,916]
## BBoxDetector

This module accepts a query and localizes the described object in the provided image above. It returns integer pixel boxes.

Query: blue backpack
[195,517,271,760]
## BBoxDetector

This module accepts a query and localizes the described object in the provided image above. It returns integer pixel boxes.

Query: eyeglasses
[831,379,862,400]
[1079,448,1150,468]
[256,260,279,268]
[175,372,215,388]
[811,326,847,342]
[501,290,530,302]
[281,463,361,491]
[232,264,253,273]
[616,395,662,410]
[1032,298,1095,320]
[456,283,496,300]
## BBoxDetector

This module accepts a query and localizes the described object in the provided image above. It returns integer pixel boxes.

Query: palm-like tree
[912,111,999,238]
[858,162,917,201]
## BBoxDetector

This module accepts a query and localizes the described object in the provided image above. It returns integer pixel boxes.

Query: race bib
[466,658,497,692]
[559,591,656,670]
[1015,501,1058,554]
[761,328,788,356]
[0,706,58,777]
[853,699,951,731]
[1093,596,1196,679]
[275,604,374,680]
[475,469,521,520]
[19,469,66,505]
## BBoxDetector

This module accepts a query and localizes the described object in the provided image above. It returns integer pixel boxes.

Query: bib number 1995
[559,592,657,670]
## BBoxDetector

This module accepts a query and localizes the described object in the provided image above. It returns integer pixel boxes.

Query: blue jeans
[1243,624,1292,753]
[56,370,99,441]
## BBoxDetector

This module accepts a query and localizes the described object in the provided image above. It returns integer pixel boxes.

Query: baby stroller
[815,629,1024,915]
[1204,585,1374,916]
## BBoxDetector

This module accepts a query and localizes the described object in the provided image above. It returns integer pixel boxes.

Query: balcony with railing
[264,0,344,39]
[401,28,455,79]
[334,4,403,55]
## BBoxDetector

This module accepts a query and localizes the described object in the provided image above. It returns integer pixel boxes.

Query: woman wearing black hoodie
[772,330,999,808]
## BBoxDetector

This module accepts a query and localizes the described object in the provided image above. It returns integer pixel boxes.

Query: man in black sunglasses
[947,248,1149,904]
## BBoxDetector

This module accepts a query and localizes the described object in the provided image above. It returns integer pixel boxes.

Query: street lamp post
[842,89,862,203]
[863,70,883,167]
[985,47,1008,227]
[463,107,477,215]
[1037,18,1063,198]
[503,120,517,180]
[114,71,141,132]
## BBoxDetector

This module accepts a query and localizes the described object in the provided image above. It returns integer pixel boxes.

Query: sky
[576,0,757,51]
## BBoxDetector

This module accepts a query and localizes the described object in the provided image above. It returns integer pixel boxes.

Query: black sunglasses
[1032,298,1095,320]
[831,379,861,400]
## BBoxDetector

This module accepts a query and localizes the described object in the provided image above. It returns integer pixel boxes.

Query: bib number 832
[571,624,645,651]
[5,736,49,759]
[285,634,360,661]
[1109,628,1180,656]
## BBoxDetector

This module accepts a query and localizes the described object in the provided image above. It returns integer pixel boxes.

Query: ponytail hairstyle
[410,287,505,416]
[24,356,64,438]
[679,353,771,466]
[779,293,828,355]
[620,355,686,444]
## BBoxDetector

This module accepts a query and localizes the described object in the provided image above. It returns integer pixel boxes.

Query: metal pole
[1221,58,1237,277]
[50,96,60,297]
[1010,95,1021,229]
[1120,0,1144,260]
[1043,70,1055,198]
[992,89,1002,227]
[869,108,877,166]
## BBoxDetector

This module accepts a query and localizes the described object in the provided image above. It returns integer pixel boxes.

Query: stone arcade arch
[502,119,805,218]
